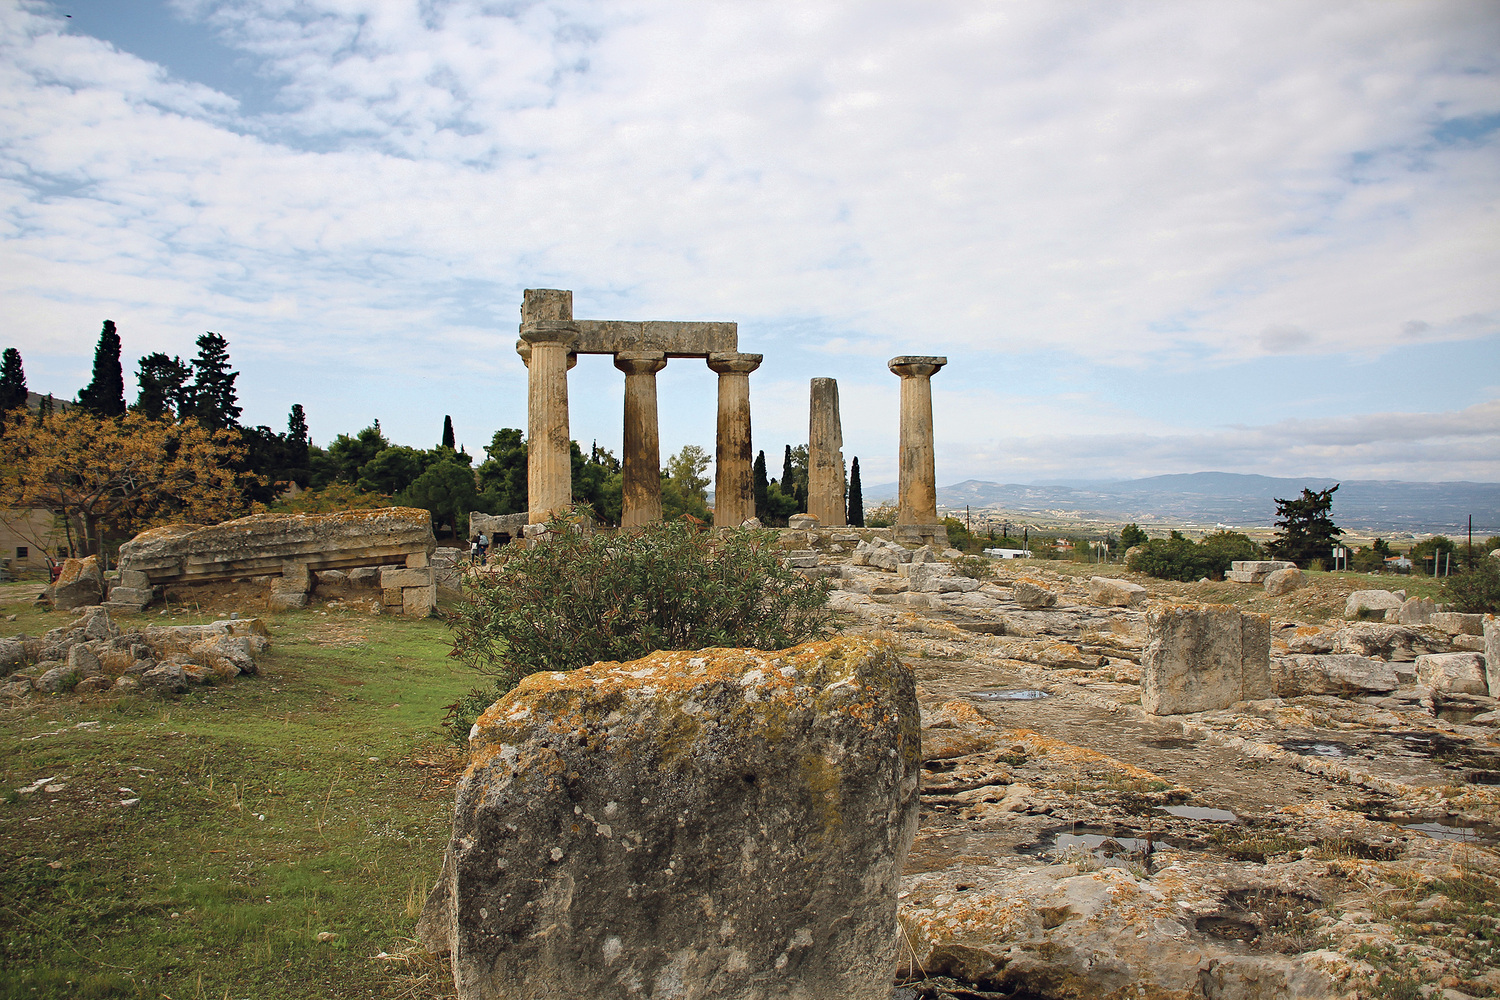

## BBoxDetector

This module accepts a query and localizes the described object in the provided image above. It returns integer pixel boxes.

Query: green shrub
[445,515,832,740]
[952,555,993,580]
[1445,557,1500,614]
[1127,534,1212,582]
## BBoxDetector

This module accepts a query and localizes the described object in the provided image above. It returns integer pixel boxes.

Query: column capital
[888,355,947,378]
[516,339,578,369]
[708,352,763,376]
[613,351,667,376]
[520,322,579,347]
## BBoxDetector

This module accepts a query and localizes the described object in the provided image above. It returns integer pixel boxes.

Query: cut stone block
[1088,577,1146,608]
[784,550,821,569]
[402,585,436,617]
[381,567,436,589]
[382,587,403,607]
[1142,604,1272,715]
[1485,619,1498,697]
[1345,590,1403,619]
[1263,567,1305,596]
[1272,654,1398,698]
[1429,612,1484,636]
[1414,652,1488,696]
[1225,560,1296,584]
[406,551,429,568]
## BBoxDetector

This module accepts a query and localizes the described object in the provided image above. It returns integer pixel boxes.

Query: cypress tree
[134,352,192,420]
[752,450,769,519]
[0,348,27,411]
[188,332,241,429]
[847,456,864,527]
[287,404,310,471]
[781,444,794,491]
[442,415,456,449]
[77,320,126,416]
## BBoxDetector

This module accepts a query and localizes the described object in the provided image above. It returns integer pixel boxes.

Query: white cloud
[1,0,1497,477]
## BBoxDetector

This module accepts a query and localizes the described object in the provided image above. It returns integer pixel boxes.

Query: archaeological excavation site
[3,290,1497,1000]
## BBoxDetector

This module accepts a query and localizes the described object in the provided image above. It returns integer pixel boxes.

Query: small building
[984,547,1032,560]
[0,508,72,573]
[1384,555,1413,572]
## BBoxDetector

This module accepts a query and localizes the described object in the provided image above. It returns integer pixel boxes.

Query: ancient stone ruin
[1,606,269,698]
[107,507,438,616]
[887,356,948,548]
[421,637,919,999]
[516,289,762,528]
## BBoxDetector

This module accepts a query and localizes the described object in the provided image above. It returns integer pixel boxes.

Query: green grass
[1,603,476,999]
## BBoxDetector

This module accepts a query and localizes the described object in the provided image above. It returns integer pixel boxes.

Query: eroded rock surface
[426,637,920,1000]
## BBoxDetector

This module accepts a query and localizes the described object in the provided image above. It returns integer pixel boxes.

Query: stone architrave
[614,351,668,527]
[1142,604,1272,715]
[888,357,947,548]
[708,352,762,527]
[519,289,579,524]
[422,637,920,1000]
[807,378,846,527]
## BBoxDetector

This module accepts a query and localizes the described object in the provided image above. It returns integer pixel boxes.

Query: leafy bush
[864,502,897,528]
[444,515,832,740]
[952,555,993,580]
[1128,534,1211,582]
[1445,557,1500,614]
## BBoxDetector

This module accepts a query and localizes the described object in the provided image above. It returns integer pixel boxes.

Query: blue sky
[3,0,1497,486]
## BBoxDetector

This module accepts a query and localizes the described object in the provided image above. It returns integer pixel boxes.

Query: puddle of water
[1390,818,1500,845]
[1017,824,1170,862]
[966,689,1051,701]
[1157,805,1239,823]
[1278,739,1349,758]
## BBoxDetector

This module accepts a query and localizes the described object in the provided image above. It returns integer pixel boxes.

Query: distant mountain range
[859,472,1500,535]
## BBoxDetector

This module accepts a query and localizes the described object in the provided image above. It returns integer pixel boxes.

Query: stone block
[349,567,381,588]
[406,551,429,569]
[66,645,104,678]
[1485,618,1498,697]
[119,569,151,589]
[1226,560,1295,584]
[280,560,312,591]
[382,567,436,589]
[1396,596,1436,626]
[103,587,152,610]
[268,591,308,611]
[1263,567,1305,596]
[1142,604,1272,715]
[1011,578,1057,610]
[402,585,436,617]
[905,563,956,592]
[1414,652,1488,696]
[52,555,104,611]
[1429,612,1484,636]
[1088,577,1146,608]
[1272,654,1398,698]
[1345,590,1403,619]
[0,638,24,675]
[383,587,404,607]
[421,638,919,999]
[784,550,820,569]
[787,513,820,529]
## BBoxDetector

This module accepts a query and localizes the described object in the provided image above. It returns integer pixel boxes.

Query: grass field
[0,602,475,999]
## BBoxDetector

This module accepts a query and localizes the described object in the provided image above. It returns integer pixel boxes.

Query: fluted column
[888,356,946,527]
[807,378,845,526]
[614,351,668,528]
[707,352,762,527]
[519,289,579,524]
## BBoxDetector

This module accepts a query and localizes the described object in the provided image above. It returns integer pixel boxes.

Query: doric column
[519,289,579,524]
[807,378,845,526]
[888,356,947,526]
[613,351,668,528]
[707,352,762,527]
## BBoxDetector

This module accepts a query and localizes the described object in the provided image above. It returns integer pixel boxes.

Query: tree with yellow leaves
[0,408,253,557]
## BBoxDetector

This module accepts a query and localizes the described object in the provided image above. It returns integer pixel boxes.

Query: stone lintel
[574,320,737,357]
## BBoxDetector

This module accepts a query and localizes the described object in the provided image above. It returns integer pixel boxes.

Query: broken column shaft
[807,377,846,526]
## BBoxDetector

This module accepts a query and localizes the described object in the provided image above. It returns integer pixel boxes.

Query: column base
[893,523,950,549]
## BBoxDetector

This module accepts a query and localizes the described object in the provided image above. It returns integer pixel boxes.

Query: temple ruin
[516,289,762,528]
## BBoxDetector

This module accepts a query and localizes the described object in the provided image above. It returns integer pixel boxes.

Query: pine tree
[752,450,769,520]
[77,320,126,417]
[0,348,27,411]
[134,352,192,420]
[442,414,456,450]
[1267,485,1342,567]
[188,332,241,430]
[847,456,864,526]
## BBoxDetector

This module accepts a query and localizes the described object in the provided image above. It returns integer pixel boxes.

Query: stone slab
[1142,604,1271,715]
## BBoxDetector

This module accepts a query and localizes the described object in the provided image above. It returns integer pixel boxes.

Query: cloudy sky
[3,0,1497,488]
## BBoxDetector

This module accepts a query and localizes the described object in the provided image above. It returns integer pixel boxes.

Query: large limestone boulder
[1429,612,1485,636]
[1226,559,1296,584]
[1142,604,1272,715]
[51,555,104,610]
[1345,590,1403,619]
[1087,576,1146,608]
[1395,595,1436,626]
[1414,652,1489,696]
[423,637,920,1000]
[1263,566,1305,596]
[1272,654,1398,698]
